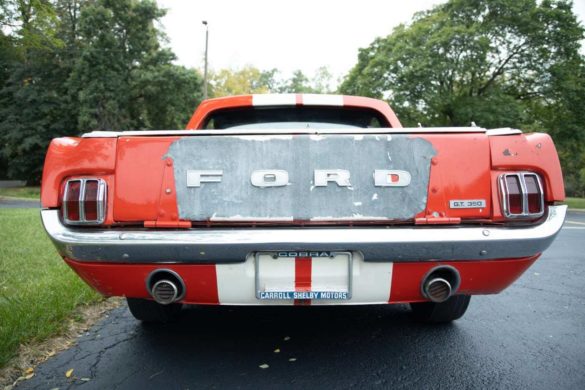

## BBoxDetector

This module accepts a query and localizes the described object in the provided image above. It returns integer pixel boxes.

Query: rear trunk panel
[113,131,492,224]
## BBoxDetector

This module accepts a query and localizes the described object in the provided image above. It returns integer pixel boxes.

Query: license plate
[255,251,352,300]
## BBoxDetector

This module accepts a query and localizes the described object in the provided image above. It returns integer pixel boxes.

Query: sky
[156,0,585,82]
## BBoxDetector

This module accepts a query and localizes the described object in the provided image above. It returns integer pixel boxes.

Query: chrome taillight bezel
[63,178,107,225]
[498,172,544,219]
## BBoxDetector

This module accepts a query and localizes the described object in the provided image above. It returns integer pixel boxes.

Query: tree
[210,66,277,97]
[310,66,334,94]
[0,0,66,181]
[340,0,585,195]
[134,64,203,129]
[279,69,312,93]
[0,0,204,182]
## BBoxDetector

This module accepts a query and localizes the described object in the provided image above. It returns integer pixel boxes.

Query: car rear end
[40,94,566,321]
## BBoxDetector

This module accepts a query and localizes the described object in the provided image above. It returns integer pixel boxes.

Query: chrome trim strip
[81,127,493,138]
[485,128,522,136]
[78,179,86,221]
[41,206,566,264]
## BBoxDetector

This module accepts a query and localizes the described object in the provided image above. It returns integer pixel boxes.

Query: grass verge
[565,197,585,210]
[0,209,101,369]
[0,187,40,200]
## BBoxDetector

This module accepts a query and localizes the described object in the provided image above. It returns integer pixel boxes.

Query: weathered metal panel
[165,134,435,221]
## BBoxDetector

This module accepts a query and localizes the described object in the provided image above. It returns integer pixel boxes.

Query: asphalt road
[0,198,40,208]
[15,211,585,390]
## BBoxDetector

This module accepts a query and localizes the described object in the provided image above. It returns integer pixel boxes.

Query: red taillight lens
[505,175,523,215]
[499,172,544,219]
[524,174,543,214]
[65,180,81,221]
[62,178,106,224]
[83,180,99,221]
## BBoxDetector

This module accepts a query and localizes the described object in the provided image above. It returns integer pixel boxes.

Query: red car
[41,94,566,323]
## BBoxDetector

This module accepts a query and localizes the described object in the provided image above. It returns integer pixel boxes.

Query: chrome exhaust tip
[423,277,452,303]
[421,266,460,303]
[151,280,179,305]
[146,269,186,305]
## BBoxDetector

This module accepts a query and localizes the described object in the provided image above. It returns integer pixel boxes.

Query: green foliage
[340,0,585,195]
[281,70,312,93]
[0,208,101,368]
[210,66,334,97]
[565,197,585,210]
[0,185,40,199]
[210,66,277,97]
[0,0,203,182]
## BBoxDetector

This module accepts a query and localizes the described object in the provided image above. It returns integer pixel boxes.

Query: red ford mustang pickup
[41,94,566,323]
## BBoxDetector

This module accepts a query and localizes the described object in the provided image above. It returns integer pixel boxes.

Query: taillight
[63,178,107,225]
[64,180,81,221]
[499,172,544,219]
[505,175,523,215]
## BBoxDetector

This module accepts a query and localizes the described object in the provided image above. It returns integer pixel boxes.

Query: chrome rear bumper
[41,206,567,264]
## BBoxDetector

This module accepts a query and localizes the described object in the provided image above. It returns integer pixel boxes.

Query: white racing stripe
[302,94,344,106]
[252,94,296,106]
[216,254,296,305]
[215,253,393,305]
[312,254,392,305]
[310,255,350,293]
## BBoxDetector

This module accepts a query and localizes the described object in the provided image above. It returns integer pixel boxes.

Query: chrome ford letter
[374,170,411,187]
[314,169,351,187]
[187,170,223,187]
[251,170,289,187]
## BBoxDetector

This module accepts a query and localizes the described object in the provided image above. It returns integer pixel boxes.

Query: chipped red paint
[41,137,117,208]
[489,133,564,202]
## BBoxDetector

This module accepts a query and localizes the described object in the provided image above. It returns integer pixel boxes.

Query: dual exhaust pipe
[146,269,185,305]
[421,266,460,303]
[146,266,459,305]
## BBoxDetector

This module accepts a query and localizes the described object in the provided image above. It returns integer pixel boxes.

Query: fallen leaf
[259,364,269,369]
[47,351,56,357]
[65,368,74,378]
[289,358,297,362]
[274,348,280,353]
[25,373,35,380]
[284,336,291,341]
[25,367,34,374]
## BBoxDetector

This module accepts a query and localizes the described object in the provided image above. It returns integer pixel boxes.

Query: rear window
[203,106,390,129]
